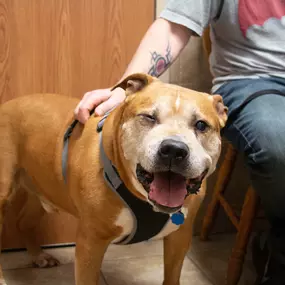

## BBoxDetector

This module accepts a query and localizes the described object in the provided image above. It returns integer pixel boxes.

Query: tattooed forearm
[148,43,172,77]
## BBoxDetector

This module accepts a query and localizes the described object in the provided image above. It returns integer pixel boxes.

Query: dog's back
[0,93,79,141]
[0,94,80,215]
[0,94,83,272]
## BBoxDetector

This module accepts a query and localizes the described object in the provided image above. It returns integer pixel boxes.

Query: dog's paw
[32,252,60,268]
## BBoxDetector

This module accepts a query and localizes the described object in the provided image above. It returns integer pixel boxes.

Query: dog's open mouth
[136,164,207,212]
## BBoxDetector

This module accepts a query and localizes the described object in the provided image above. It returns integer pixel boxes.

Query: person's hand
[74,87,126,124]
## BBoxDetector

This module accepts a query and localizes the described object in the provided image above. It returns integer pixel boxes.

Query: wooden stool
[201,27,260,285]
[200,142,259,285]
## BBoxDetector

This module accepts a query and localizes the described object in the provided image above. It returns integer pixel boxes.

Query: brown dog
[0,73,227,285]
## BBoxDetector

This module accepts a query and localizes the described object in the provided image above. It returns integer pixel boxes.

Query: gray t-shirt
[160,0,285,92]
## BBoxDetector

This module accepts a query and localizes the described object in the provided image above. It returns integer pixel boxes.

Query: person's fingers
[75,107,90,124]
[74,89,111,123]
[95,88,126,116]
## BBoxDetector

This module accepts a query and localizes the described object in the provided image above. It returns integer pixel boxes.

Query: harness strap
[62,119,79,183]
[62,107,109,182]
[99,132,170,245]
[99,133,123,191]
[98,132,137,244]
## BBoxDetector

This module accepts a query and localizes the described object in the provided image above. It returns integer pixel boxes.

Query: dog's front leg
[75,225,110,285]
[163,187,206,285]
[163,222,193,285]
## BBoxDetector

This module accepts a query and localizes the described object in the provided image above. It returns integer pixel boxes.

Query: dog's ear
[212,95,228,128]
[111,73,156,96]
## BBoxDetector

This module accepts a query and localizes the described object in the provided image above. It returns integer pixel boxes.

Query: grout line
[186,254,216,285]
[103,253,163,262]
[101,271,109,285]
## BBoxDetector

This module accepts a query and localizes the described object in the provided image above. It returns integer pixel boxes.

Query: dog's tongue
[149,172,187,208]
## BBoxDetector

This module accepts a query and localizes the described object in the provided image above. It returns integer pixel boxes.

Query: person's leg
[216,77,285,285]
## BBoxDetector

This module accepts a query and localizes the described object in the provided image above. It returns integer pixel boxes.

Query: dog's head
[112,73,227,214]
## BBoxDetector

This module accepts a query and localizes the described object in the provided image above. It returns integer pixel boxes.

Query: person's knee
[222,90,285,222]
[248,119,285,171]
[247,120,285,219]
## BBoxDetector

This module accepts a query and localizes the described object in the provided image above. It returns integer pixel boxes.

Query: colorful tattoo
[148,43,172,77]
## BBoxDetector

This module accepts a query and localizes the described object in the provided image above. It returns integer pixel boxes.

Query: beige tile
[190,233,237,255]
[102,255,212,285]
[1,251,31,271]
[188,235,255,285]
[104,240,163,261]
[3,263,106,285]
[1,234,258,285]
[1,247,75,270]
[1,241,163,271]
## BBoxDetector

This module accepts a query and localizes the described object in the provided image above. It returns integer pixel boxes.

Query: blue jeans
[215,77,285,282]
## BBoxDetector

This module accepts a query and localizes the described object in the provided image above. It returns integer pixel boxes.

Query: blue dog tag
[171,211,185,225]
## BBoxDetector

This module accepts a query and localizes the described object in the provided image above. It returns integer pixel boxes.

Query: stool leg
[200,144,237,241]
[226,187,259,285]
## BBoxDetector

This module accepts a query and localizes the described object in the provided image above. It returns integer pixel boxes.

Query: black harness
[62,109,170,245]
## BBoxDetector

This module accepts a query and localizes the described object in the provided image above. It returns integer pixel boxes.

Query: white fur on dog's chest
[111,206,187,244]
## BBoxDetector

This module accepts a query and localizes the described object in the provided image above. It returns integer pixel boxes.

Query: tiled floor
[1,234,256,285]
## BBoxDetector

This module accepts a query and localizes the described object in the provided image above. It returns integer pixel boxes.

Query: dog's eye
[195,120,208,132]
[138,113,157,123]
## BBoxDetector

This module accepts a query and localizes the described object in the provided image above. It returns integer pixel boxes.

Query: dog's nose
[159,139,189,161]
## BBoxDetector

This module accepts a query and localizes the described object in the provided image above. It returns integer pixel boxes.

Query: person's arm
[120,18,192,80]
[75,18,192,123]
